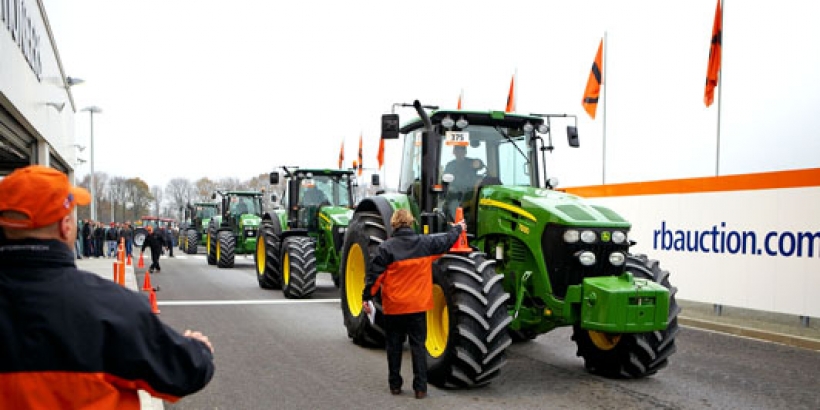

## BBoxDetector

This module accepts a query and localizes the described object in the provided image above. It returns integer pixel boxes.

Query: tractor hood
[477,185,630,229]
[240,214,261,228]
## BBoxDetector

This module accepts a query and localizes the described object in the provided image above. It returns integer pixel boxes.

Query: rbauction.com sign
[565,168,820,317]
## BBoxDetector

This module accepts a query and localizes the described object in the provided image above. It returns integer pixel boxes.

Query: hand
[184,329,214,354]
[453,219,467,231]
[362,300,372,315]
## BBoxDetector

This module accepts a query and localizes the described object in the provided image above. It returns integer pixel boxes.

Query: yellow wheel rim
[283,251,290,285]
[216,235,221,260]
[589,330,622,351]
[425,284,448,358]
[206,234,211,254]
[256,236,266,275]
[345,243,365,316]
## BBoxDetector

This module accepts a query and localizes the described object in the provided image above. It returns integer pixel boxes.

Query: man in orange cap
[0,165,215,409]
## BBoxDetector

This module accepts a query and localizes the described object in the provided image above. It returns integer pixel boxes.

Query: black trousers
[149,248,161,272]
[385,312,427,393]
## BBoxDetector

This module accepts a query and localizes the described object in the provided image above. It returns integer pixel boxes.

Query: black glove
[362,284,372,301]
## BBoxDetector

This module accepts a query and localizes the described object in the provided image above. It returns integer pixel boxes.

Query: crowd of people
[75,219,178,261]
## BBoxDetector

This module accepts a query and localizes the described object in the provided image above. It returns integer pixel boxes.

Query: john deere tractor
[180,202,218,254]
[206,190,263,268]
[339,101,679,388]
[255,167,356,298]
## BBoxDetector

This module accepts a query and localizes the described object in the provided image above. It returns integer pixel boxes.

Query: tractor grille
[542,224,629,298]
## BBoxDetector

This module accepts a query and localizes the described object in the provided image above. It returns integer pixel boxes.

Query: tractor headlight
[442,115,455,129]
[456,116,469,129]
[537,124,549,134]
[563,230,580,243]
[612,231,627,244]
[580,230,597,243]
[576,251,596,266]
[337,227,346,235]
[609,252,625,266]
[523,121,534,133]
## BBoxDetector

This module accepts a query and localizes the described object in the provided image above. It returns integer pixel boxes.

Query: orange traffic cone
[148,288,161,314]
[117,262,125,286]
[137,253,144,269]
[127,254,132,266]
[112,262,120,284]
[142,270,153,292]
[450,207,472,253]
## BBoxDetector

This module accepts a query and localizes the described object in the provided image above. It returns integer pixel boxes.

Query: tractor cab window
[198,206,216,218]
[230,197,258,215]
[300,179,331,207]
[497,133,532,186]
[398,130,423,199]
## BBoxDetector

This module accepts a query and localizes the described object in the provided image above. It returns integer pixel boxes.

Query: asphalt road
[143,250,820,410]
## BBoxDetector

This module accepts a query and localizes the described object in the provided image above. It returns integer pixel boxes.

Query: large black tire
[339,211,387,347]
[281,236,317,299]
[133,228,148,248]
[217,230,235,268]
[572,254,680,378]
[426,252,512,388]
[206,229,216,265]
[185,229,198,254]
[254,222,282,290]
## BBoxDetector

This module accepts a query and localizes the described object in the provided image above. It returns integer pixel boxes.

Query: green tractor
[339,101,679,388]
[206,190,263,268]
[255,167,357,298]
[179,202,218,254]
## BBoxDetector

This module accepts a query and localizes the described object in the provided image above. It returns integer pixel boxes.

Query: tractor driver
[443,145,484,194]
[301,181,329,207]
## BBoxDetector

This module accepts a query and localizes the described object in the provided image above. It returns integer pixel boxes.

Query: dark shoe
[415,391,426,399]
[390,388,401,395]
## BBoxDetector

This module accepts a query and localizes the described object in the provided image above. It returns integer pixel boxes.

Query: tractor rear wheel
[186,229,198,254]
[133,228,148,248]
[339,211,387,347]
[571,254,680,378]
[426,252,512,388]
[217,230,235,268]
[254,222,282,290]
[206,229,216,265]
[281,236,317,299]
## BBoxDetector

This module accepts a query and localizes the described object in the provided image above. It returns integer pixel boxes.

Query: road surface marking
[158,299,341,306]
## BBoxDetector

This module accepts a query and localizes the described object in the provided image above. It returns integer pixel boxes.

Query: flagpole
[602,31,608,185]
[715,0,723,176]
[514,68,518,112]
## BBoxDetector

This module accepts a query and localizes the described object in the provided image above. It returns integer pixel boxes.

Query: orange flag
[338,140,344,169]
[457,89,463,109]
[377,138,384,170]
[704,0,722,107]
[582,39,603,119]
[505,76,515,113]
[357,134,363,176]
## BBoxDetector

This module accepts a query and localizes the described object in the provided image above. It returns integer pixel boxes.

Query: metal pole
[90,111,96,221]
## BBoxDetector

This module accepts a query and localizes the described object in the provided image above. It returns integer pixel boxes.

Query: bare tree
[108,177,128,222]
[216,177,243,191]
[150,186,164,217]
[166,178,193,220]
[194,177,218,202]
[125,178,152,221]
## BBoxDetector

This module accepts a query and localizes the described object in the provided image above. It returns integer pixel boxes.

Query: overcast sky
[42,0,820,190]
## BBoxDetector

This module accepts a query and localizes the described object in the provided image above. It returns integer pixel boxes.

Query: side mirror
[371,174,380,186]
[211,193,216,200]
[270,172,280,185]
[271,194,278,203]
[381,114,400,139]
[567,126,580,148]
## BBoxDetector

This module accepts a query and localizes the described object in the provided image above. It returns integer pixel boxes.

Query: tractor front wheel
[254,223,282,289]
[217,230,235,268]
[206,229,216,265]
[571,254,680,378]
[339,212,387,347]
[426,252,512,388]
[186,229,198,254]
[281,236,317,299]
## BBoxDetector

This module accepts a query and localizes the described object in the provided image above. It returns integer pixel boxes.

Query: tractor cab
[271,168,355,230]
[392,109,579,231]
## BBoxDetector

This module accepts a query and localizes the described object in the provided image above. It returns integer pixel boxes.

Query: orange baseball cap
[0,165,91,228]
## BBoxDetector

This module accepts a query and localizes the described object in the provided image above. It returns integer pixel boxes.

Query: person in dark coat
[0,165,214,408]
[141,226,166,273]
[93,222,106,257]
[81,219,92,257]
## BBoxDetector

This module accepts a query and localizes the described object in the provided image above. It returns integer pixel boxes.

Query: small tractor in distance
[255,167,357,299]
[206,190,263,268]
[179,202,218,254]
[133,216,175,247]
[339,101,679,388]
